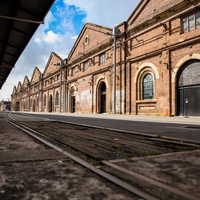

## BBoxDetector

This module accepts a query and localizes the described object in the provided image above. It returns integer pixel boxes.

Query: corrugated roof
[0,0,55,89]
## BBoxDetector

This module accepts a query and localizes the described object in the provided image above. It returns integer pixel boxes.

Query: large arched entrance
[99,82,106,113]
[49,94,53,112]
[177,59,200,116]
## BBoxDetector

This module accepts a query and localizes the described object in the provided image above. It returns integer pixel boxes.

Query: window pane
[56,92,59,105]
[196,11,200,28]
[189,14,195,31]
[100,53,106,65]
[83,62,88,71]
[72,67,75,75]
[143,74,154,100]
[182,17,188,32]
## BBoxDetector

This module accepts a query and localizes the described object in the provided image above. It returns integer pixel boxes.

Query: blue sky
[0,0,141,101]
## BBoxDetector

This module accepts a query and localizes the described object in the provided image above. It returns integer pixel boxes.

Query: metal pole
[113,32,117,114]
[113,27,120,114]
[60,61,63,113]
[38,76,40,112]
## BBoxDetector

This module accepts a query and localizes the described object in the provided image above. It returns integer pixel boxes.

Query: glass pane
[100,54,106,65]
[189,14,195,31]
[142,74,154,100]
[84,62,88,71]
[182,17,188,32]
[196,11,200,28]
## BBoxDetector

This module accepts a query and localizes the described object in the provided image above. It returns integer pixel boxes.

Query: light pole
[112,27,120,114]
[60,60,64,113]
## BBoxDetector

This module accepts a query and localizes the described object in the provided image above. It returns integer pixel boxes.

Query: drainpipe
[123,22,128,114]
[168,50,172,116]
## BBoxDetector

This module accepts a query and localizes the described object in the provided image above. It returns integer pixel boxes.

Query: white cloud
[34,38,41,43]
[0,0,140,101]
[43,31,59,43]
[71,35,78,40]
[63,0,139,27]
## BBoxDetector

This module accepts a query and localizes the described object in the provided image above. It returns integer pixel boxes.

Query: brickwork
[11,0,200,116]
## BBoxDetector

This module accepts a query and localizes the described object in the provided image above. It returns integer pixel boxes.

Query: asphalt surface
[2,112,200,199]
[12,112,200,143]
[0,112,137,200]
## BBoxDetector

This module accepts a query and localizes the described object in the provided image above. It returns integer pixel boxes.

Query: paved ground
[0,112,138,200]
[1,112,200,200]
[16,112,200,144]
[22,111,200,125]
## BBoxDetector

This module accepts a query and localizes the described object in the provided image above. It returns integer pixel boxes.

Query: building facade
[0,100,11,111]
[11,53,65,113]
[11,0,200,116]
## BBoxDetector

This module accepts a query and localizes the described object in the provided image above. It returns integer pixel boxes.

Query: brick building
[0,100,11,111]
[11,0,200,116]
[11,53,66,112]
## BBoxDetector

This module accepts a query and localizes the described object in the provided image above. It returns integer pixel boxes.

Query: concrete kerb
[11,111,200,125]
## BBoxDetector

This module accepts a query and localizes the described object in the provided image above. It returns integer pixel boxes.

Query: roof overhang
[0,0,55,89]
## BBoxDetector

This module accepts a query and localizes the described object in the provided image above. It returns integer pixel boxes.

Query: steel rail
[5,113,159,200]
[102,160,200,200]
[10,112,200,146]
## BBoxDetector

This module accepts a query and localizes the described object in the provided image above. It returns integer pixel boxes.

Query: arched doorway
[70,90,76,113]
[69,87,76,113]
[71,96,76,113]
[49,94,53,112]
[177,59,200,116]
[99,82,106,113]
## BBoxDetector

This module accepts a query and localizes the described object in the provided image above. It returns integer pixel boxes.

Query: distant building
[0,100,11,111]
[11,0,200,116]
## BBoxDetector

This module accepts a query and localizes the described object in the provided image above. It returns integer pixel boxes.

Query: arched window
[142,73,154,100]
[55,91,59,105]
[44,94,46,106]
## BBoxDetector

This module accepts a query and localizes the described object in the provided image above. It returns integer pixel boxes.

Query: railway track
[5,112,200,200]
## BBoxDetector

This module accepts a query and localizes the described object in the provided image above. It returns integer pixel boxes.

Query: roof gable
[12,86,17,94]
[127,0,183,28]
[22,76,30,88]
[30,67,42,84]
[43,52,63,77]
[16,82,22,92]
[68,23,112,63]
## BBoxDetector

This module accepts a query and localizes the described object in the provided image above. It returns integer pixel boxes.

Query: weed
[110,143,123,154]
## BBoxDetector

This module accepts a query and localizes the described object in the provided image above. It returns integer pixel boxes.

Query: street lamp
[112,27,120,114]
[60,60,64,113]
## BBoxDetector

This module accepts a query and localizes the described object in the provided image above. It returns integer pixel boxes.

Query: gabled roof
[30,67,42,84]
[22,75,30,88]
[16,81,22,92]
[43,52,64,77]
[0,0,55,89]
[12,86,17,95]
[67,22,112,63]
[126,0,185,30]
[126,0,148,26]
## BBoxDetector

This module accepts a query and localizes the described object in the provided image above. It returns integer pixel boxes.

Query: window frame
[71,67,76,76]
[44,94,46,106]
[99,53,106,65]
[142,73,154,100]
[55,91,59,105]
[83,61,89,71]
[182,11,200,33]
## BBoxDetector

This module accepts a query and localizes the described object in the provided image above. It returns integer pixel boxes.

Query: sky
[0,0,141,101]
